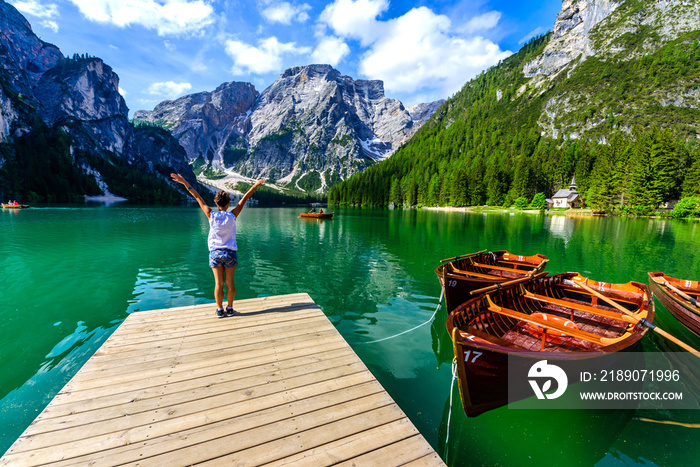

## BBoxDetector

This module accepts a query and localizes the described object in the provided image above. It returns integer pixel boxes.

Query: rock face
[521,0,700,139]
[133,82,258,168]
[34,58,133,157]
[0,0,62,142]
[136,64,442,192]
[406,100,446,123]
[523,0,621,78]
[242,64,419,189]
[0,0,199,197]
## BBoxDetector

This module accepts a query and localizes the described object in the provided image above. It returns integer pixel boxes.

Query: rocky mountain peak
[136,64,442,193]
[134,81,258,169]
[0,1,62,85]
[0,0,200,201]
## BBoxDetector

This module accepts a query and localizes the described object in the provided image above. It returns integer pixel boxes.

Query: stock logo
[528,360,568,400]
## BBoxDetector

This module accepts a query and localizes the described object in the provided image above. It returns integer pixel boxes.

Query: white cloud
[68,0,215,36]
[118,86,127,96]
[147,81,192,97]
[9,0,58,19]
[311,36,350,66]
[321,3,510,98]
[225,36,311,75]
[319,0,388,46]
[519,27,545,44]
[460,11,501,34]
[163,40,176,51]
[41,20,59,32]
[261,1,311,24]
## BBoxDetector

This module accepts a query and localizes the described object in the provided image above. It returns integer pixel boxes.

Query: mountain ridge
[135,64,444,193]
[0,0,201,203]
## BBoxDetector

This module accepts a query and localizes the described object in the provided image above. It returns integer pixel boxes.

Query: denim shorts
[209,248,238,268]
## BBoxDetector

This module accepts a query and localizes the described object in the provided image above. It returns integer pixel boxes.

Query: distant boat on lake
[2,204,30,209]
[300,212,334,219]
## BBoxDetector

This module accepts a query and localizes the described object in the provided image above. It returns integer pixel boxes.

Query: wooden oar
[652,277,700,309]
[470,271,548,295]
[440,250,486,263]
[565,279,700,357]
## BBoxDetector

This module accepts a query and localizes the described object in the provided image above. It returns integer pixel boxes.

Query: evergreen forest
[328,31,700,216]
[0,119,185,204]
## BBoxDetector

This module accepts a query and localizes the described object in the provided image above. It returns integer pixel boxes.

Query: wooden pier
[1,293,444,466]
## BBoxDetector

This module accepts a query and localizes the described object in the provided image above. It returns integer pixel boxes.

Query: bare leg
[212,267,225,308]
[224,266,236,307]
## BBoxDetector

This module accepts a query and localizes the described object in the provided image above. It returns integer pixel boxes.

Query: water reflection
[544,214,575,244]
[127,265,207,313]
[3,207,700,463]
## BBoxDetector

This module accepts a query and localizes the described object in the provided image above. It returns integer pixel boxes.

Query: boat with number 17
[447,272,654,417]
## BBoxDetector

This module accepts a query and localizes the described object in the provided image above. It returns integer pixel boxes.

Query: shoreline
[420,206,560,215]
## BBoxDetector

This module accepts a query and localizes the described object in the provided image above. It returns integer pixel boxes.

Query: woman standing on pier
[171,174,266,318]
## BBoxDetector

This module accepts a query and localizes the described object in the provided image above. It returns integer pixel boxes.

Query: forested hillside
[328,25,700,213]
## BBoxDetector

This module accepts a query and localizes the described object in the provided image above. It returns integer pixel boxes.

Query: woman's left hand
[171,173,187,185]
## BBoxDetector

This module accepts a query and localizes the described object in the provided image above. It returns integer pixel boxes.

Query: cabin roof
[552,176,578,200]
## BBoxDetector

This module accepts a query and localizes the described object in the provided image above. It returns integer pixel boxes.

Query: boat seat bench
[523,291,638,324]
[485,296,631,346]
[470,262,531,275]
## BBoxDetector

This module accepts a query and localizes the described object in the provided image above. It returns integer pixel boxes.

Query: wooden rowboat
[300,212,333,219]
[448,272,654,417]
[649,272,700,337]
[435,250,548,313]
[2,204,30,209]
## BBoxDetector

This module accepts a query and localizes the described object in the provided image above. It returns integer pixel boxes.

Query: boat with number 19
[435,250,549,313]
[648,272,700,337]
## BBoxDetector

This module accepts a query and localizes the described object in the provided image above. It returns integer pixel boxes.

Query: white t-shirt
[208,210,237,251]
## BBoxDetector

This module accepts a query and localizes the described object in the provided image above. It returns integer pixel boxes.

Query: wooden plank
[263,418,422,466]
[39,381,387,467]
[471,261,530,274]
[114,299,318,331]
[3,374,381,465]
[120,397,401,466]
[523,291,636,324]
[65,329,340,387]
[58,334,347,397]
[336,436,437,466]
[1,294,444,467]
[77,317,331,372]
[101,308,321,345]
[47,339,350,407]
[405,454,452,466]
[119,293,311,322]
[27,352,361,434]
[39,346,355,420]
[194,404,409,466]
[12,364,372,453]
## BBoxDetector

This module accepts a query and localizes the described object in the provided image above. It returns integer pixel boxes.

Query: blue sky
[9,0,562,114]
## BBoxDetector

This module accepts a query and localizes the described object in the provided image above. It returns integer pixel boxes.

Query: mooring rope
[444,358,458,461]
[637,417,700,428]
[357,287,445,345]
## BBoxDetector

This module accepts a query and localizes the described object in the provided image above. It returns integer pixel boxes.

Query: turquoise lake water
[1,206,700,464]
